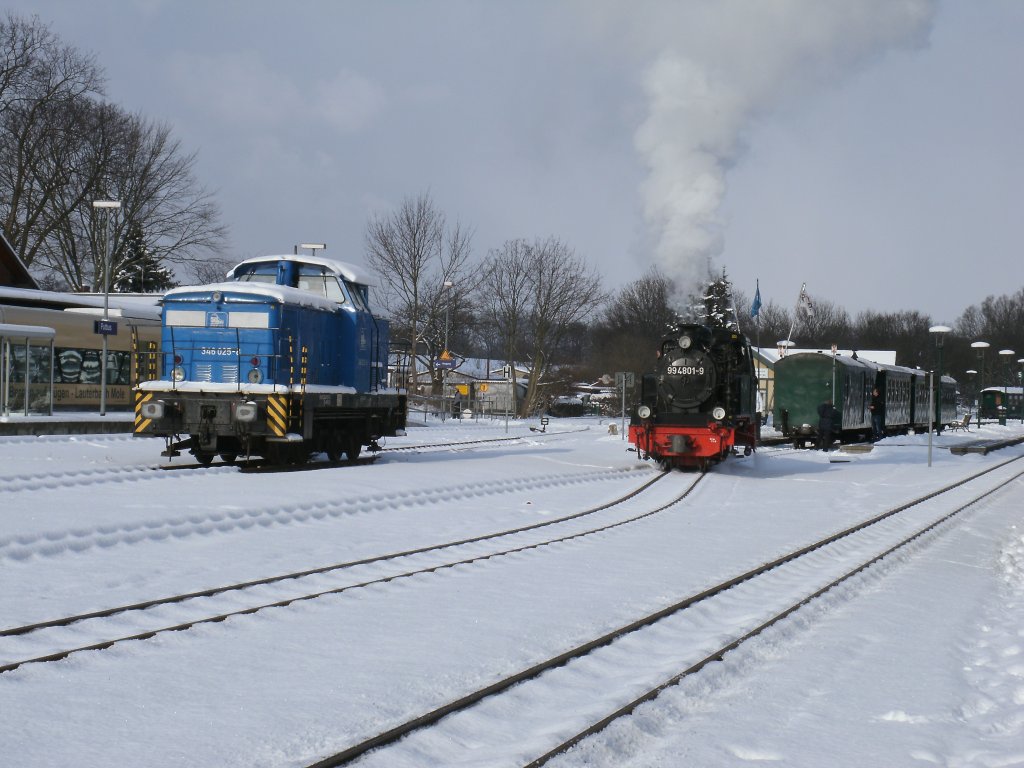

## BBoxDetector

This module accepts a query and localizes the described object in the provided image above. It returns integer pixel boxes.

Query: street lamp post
[927,326,951,466]
[830,343,838,396]
[92,200,121,416]
[965,369,977,422]
[1018,359,1024,424]
[971,341,989,427]
[999,349,1015,425]
[443,280,453,420]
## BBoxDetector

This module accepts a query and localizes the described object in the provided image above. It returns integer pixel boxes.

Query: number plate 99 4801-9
[666,365,705,375]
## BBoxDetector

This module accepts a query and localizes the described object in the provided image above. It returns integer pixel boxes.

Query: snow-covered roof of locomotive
[225,255,375,287]
[162,282,339,312]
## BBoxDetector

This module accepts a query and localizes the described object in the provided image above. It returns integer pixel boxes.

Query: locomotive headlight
[637,405,652,419]
[679,335,692,349]
[712,406,726,420]
[140,400,165,419]
[172,365,186,382]
[247,368,263,384]
[234,401,258,423]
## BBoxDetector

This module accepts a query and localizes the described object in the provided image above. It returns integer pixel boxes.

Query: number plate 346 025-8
[200,347,238,356]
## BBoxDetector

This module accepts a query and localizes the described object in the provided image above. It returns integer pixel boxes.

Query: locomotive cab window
[296,264,348,304]
[343,281,370,312]
[232,263,278,284]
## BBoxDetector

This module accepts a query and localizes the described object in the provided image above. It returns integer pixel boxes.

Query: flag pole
[751,278,763,418]
[785,281,805,348]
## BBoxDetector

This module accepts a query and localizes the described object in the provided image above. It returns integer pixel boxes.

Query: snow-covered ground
[1,416,1022,767]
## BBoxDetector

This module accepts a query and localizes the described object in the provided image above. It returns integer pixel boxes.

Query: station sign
[94,319,118,336]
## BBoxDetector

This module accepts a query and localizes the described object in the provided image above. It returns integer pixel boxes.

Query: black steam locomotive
[629,323,759,470]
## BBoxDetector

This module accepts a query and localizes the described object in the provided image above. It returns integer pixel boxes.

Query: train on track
[979,386,1024,420]
[628,323,759,471]
[0,287,161,413]
[773,351,957,448]
[133,254,408,465]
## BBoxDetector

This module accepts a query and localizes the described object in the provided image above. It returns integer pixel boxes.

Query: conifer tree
[112,222,176,293]
[689,269,739,330]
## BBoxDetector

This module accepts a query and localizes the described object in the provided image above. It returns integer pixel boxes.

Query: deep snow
[1,415,1022,767]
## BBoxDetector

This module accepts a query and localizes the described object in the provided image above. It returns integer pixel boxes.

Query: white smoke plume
[595,0,937,301]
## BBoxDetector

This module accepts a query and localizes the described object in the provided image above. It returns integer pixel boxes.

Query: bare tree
[477,238,533,367]
[955,289,1024,350]
[605,267,678,340]
[479,237,606,415]
[0,13,227,290]
[364,192,475,388]
[34,105,228,291]
[592,268,678,381]
[952,288,1024,383]
[853,309,933,367]
[0,13,105,268]
[793,297,852,350]
[189,254,237,285]
[747,300,791,351]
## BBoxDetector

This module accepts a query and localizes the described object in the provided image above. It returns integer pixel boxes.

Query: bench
[948,413,972,432]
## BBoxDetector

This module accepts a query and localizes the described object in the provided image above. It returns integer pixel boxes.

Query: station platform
[0,412,134,436]
[948,434,1024,455]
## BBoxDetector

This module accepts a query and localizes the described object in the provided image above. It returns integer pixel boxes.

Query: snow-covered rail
[305,456,1024,768]
[0,469,693,674]
[150,427,593,471]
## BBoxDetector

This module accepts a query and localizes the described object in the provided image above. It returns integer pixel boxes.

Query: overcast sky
[14,0,1024,326]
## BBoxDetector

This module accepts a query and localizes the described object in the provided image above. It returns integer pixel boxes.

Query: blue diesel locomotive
[133,254,407,464]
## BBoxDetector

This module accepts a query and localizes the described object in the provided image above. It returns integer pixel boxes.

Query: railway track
[1,460,650,570]
[0,468,696,674]
[0,430,584,491]
[150,428,588,472]
[300,455,1024,767]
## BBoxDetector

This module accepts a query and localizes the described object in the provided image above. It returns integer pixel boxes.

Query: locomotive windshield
[232,263,277,284]
[296,264,348,304]
[232,262,352,306]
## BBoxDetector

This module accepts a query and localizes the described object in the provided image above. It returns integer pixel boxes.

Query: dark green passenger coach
[773,352,873,447]
[774,352,957,447]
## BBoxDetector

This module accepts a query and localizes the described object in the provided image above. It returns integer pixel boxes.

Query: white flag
[800,286,815,317]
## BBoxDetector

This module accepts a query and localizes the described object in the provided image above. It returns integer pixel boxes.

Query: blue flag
[751,280,762,319]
